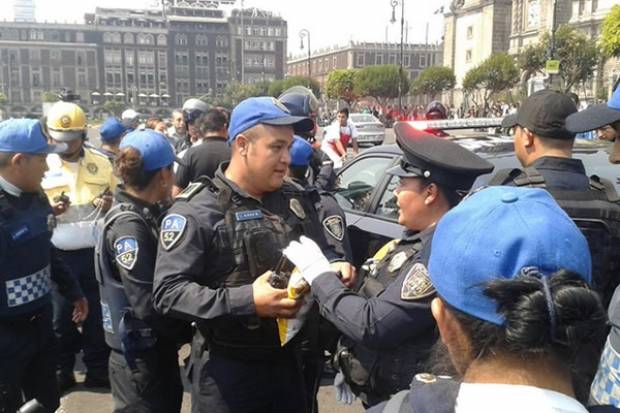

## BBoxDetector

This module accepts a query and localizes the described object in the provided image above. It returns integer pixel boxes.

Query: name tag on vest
[235,210,263,222]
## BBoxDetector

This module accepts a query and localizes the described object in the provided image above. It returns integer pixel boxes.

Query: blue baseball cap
[566,85,620,133]
[228,96,314,144]
[290,136,313,167]
[428,186,591,326]
[100,117,127,142]
[120,129,183,171]
[0,119,66,154]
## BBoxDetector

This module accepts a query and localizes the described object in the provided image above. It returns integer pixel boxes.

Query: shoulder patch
[322,215,344,241]
[401,263,435,301]
[160,214,187,250]
[176,181,205,200]
[114,236,139,270]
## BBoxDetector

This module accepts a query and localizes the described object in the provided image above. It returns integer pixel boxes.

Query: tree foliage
[354,65,410,107]
[326,69,358,106]
[462,53,519,111]
[516,43,547,95]
[0,92,7,106]
[543,25,598,93]
[268,76,321,98]
[103,100,125,116]
[410,66,455,99]
[42,91,60,103]
[601,5,620,58]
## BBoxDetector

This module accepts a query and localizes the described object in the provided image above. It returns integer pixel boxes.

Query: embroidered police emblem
[87,163,98,174]
[289,198,306,220]
[322,215,344,241]
[401,263,435,301]
[114,236,139,270]
[160,214,187,250]
[60,115,71,128]
[388,251,408,273]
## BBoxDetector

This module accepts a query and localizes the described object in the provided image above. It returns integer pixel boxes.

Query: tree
[410,66,455,100]
[326,69,359,107]
[42,91,60,103]
[268,76,321,98]
[601,5,620,58]
[543,25,599,93]
[0,92,7,120]
[462,53,519,113]
[517,43,546,96]
[103,100,125,116]
[354,65,410,107]
[224,82,270,107]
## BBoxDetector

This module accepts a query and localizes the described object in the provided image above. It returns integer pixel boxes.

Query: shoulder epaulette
[175,176,217,201]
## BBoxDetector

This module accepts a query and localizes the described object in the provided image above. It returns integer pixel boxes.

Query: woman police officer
[95,130,187,412]
[282,123,494,407]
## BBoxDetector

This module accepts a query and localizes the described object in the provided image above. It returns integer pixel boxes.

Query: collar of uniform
[531,156,586,174]
[401,225,436,243]
[215,162,264,203]
[0,175,23,197]
[114,186,161,218]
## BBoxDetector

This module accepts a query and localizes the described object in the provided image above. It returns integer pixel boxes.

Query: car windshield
[350,114,377,123]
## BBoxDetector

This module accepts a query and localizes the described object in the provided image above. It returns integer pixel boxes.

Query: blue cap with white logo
[228,96,314,144]
[120,129,182,171]
[100,117,127,142]
[566,85,620,133]
[428,186,591,326]
[290,136,313,167]
[0,119,66,154]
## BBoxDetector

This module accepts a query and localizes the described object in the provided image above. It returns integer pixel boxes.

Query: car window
[334,156,393,212]
[375,175,400,221]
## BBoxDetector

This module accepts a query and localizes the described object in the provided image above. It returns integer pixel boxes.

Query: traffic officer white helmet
[46,102,87,142]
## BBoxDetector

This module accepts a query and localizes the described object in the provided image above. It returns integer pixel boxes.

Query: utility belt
[0,304,50,326]
[115,311,157,370]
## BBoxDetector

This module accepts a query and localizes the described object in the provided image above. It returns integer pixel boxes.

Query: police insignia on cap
[160,214,187,251]
[289,198,306,220]
[401,263,435,300]
[87,163,98,174]
[388,251,408,272]
[323,215,344,241]
[60,115,71,128]
[114,236,139,270]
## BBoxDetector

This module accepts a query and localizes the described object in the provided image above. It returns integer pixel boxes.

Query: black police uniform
[308,147,336,192]
[153,165,341,413]
[308,123,494,407]
[96,188,188,413]
[492,156,590,191]
[0,188,83,413]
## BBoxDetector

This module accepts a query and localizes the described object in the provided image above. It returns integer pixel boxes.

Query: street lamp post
[549,0,559,86]
[299,29,311,87]
[390,0,405,116]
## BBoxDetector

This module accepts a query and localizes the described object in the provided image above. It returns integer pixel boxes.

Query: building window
[404,55,410,66]
[31,72,41,88]
[175,34,188,46]
[356,53,365,67]
[375,54,384,65]
[196,34,208,46]
[389,54,397,65]
[216,36,228,48]
[125,50,135,66]
[138,34,154,45]
[465,50,472,64]
[157,34,167,46]
[419,54,427,67]
[466,26,473,40]
[76,32,84,42]
[124,33,134,44]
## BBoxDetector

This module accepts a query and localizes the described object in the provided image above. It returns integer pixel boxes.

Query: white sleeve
[323,123,339,142]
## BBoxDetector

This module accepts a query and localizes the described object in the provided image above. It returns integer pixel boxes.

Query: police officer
[283,124,494,407]
[153,97,351,413]
[288,136,353,413]
[92,117,127,160]
[96,130,188,412]
[279,86,336,191]
[174,98,209,154]
[0,119,87,413]
[42,101,117,390]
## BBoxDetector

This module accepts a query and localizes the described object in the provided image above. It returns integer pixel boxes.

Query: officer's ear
[235,134,250,157]
[424,183,439,205]
[521,128,535,148]
[10,153,26,168]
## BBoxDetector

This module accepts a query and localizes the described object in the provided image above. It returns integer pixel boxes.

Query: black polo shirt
[175,136,231,188]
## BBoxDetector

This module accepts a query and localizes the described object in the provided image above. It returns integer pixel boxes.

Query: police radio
[268,255,295,289]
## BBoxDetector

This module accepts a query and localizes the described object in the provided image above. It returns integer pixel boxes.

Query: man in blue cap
[94,117,127,160]
[153,97,351,413]
[0,119,87,412]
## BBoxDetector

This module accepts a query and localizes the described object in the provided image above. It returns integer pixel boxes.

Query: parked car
[334,137,617,266]
[348,113,386,146]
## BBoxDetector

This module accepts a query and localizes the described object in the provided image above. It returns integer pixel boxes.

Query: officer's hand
[93,194,113,212]
[252,272,303,319]
[283,236,332,285]
[72,297,89,324]
[330,261,357,289]
[51,200,70,216]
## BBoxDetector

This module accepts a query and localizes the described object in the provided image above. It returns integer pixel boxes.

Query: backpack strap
[487,168,523,186]
[590,175,620,203]
[514,167,546,188]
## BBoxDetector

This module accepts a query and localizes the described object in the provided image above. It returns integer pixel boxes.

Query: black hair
[418,177,463,208]
[197,108,228,135]
[338,108,349,117]
[115,147,169,190]
[289,166,308,182]
[446,269,606,402]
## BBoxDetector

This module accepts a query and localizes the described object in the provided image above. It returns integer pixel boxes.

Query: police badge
[160,214,187,250]
[388,251,408,272]
[289,198,306,220]
[114,236,139,270]
[322,215,344,241]
[401,263,435,300]
[87,163,98,174]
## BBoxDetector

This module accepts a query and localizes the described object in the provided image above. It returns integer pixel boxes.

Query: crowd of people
[1,83,620,413]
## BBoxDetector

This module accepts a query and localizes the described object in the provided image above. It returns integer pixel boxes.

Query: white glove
[283,236,331,285]
[334,372,357,405]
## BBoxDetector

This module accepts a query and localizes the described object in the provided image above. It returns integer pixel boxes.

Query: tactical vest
[490,167,620,306]
[94,203,156,355]
[338,237,435,406]
[0,191,54,320]
[184,176,323,358]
